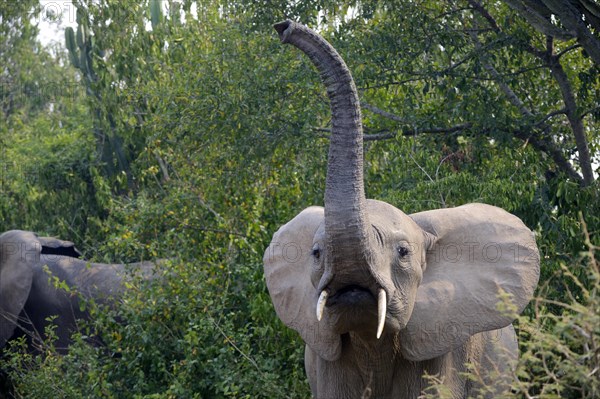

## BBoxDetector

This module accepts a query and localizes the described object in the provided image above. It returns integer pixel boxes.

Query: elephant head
[0,230,154,351]
[263,19,540,368]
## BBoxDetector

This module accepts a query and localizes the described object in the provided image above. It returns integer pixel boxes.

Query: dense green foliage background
[1,1,598,397]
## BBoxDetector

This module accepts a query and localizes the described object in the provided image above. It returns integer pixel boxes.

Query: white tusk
[376,288,387,339]
[316,290,328,321]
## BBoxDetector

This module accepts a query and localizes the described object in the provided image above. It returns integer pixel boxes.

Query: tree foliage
[0,1,598,397]
[0,0,104,239]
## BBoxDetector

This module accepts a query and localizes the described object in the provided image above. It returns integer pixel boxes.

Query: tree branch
[406,123,473,136]
[316,123,473,141]
[540,0,600,65]
[361,102,409,123]
[503,0,577,40]
[582,105,600,119]
[535,108,567,126]
[579,0,600,30]
[516,34,596,185]
[467,0,500,32]
[556,43,582,59]
[510,128,584,185]
[464,5,586,184]
[480,55,584,184]
[363,124,473,141]
[545,53,595,185]
[364,132,396,141]
[470,32,535,118]
[154,152,170,183]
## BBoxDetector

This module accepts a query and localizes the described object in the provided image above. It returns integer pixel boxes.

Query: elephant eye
[397,245,410,258]
[311,244,321,260]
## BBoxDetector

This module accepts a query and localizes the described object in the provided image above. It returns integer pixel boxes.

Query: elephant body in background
[0,230,155,352]
[264,21,540,398]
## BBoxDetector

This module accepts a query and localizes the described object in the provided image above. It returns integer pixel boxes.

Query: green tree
[0,1,105,239]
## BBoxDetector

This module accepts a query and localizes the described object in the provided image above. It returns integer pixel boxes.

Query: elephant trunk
[274,20,371,275]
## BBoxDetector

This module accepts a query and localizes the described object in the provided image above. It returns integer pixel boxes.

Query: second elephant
[0,230,155,352]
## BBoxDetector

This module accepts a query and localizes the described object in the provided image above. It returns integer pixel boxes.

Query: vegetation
[0,0,598,397]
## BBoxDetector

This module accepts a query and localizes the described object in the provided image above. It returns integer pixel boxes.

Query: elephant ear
[401,203,540,361]
[263,207,342,362]
[37,236,82,258]
[0,230,40,347]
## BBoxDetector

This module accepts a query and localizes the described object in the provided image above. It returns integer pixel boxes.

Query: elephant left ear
[401,203,540,361]
[263,206,342,362]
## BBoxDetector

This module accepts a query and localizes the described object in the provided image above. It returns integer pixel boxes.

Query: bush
[513,222,599,398]
[2,253,310,398]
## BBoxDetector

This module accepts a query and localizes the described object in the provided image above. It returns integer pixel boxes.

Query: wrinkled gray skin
[0,230,154,352]
[264,21,540,398]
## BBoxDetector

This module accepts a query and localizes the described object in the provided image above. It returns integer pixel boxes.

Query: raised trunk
[274,20,371,276]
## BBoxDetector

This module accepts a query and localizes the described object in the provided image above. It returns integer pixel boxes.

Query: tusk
[316,290,328,321]
[376,288,386,339]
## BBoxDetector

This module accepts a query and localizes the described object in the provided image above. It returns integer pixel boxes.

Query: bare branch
[358,76,427,91]
[535,108,567,126]
[315,123,472,141]
[154,152,170,183]
[485,68,584,183]
[582,105,600,119]
[467,0,500,32]
[361,102,409,123]
[486,63,535,117]
[556,43,582,59]
[410,124,473,135]
[364,132,396,141]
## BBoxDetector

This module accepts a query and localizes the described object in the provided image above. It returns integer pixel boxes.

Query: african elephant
[0,230,155,353]
[263,21,540,398]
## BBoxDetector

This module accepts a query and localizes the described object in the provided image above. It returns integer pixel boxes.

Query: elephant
[0,229,155,353]
[263,21,540,398]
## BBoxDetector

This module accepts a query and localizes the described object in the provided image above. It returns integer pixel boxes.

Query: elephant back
[39,255,125,301]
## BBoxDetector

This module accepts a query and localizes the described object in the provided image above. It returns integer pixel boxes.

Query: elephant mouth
[328,285,374,306]
[317,285,388,339]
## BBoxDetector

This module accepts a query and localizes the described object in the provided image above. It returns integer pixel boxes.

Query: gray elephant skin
[263,21,540,398]
[0,230,154,353]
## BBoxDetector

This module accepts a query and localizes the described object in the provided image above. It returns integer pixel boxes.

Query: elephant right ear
[0,230,40,347]
[263,207,342,362]
[401,204,540,361]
